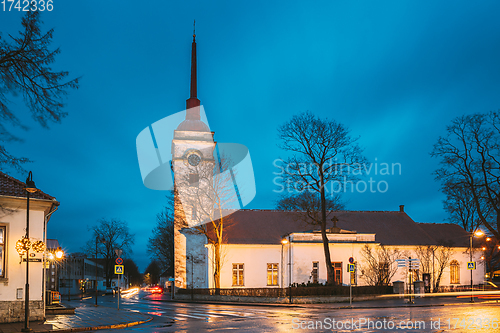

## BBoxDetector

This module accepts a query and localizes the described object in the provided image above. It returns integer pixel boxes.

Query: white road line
[175,313,209,319]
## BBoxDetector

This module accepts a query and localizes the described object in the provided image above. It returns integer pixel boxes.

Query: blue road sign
[467,262,476,270]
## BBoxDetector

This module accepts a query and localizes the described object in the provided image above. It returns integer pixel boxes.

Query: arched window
[450,260,460,284]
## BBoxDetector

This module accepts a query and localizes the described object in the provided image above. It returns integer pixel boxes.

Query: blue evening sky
[2,1,500,271]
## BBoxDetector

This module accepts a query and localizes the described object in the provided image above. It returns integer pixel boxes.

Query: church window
[189,173,199,186]
[232,263,244,286]
[267,263,278,286]
[312,262,319,283]
[450,260,460,284]
[0,226,5,278]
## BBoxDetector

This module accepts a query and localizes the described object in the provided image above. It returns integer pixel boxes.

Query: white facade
[0,194,57,322]
[204,231,485,290]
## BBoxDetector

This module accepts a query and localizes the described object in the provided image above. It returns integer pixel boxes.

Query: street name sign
[115,265,124,274]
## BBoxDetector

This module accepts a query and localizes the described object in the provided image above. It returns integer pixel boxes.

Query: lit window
[450,260,460,284]
[232,263,244,286]
[267,263,278,286]
[0,226,4,278]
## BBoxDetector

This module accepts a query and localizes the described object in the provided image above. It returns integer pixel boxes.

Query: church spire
[186,20,200,112]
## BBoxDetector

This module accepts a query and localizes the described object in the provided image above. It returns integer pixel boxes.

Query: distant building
[58,254,105,296]
[45,239,62,292]
[0,171,59,323]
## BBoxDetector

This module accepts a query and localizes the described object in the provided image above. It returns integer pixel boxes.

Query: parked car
[105,287,114,295]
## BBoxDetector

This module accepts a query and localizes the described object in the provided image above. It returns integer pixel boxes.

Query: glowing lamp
[55,247,64,259]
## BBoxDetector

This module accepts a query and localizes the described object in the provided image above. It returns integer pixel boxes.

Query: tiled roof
[210,209,469,247]
[0,171,56,201]
[417,223,470,247]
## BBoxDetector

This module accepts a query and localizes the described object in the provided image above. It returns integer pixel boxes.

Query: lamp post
[281,239,288,297]
[95,236,105,306]
[470,230,484,303]
[22,171,38,332]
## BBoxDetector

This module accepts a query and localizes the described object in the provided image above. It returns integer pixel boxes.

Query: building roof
[211,209,470,247]
[0,171,56,201]
[46,239,60,250]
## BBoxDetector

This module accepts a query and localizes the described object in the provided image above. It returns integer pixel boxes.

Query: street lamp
[18,171,39,332]
[281,239,288,295]
[95,236,105,306]
[469,230,484,303]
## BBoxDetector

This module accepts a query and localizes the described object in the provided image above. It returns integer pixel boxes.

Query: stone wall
[173,293,397,304]
[0,301,44,323]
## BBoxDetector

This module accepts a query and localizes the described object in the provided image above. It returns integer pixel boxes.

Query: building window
[267,263,278,286]
[312,262,319,284]
[189,173,199,186]
[0,226,5,278]
[232,263,244,286]
[450,260,460,284]
[332,262,342,285]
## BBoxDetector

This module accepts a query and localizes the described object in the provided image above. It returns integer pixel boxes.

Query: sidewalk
[0,302,152,333]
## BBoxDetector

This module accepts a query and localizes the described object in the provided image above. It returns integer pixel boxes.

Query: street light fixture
[469,230,484,303]
[55,247,64,260]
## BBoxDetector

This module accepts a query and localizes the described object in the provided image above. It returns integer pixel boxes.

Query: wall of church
[205,242,485,290]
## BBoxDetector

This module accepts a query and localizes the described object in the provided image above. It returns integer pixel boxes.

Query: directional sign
[467,262,476,270]
[114,265,124,274]
[116,257,123,265]
[348,264,355,272]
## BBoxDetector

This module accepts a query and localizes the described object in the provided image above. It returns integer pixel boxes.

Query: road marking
[175,313,208,319]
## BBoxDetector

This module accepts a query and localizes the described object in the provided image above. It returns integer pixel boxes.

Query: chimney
[399,205,404,212]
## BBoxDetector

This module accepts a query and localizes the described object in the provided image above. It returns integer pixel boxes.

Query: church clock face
[187,153,201,166]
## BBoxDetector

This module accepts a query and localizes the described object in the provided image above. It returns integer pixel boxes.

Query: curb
[40,316,153,333]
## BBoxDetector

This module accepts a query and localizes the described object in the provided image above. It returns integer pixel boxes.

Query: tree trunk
[214,242,221,291]
[320,175,334,284]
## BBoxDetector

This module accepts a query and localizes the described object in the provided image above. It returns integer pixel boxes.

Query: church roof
[0,171,57,201]
[213,209,470,247]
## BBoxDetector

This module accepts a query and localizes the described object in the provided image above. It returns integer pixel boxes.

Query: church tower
[172,29,214,289]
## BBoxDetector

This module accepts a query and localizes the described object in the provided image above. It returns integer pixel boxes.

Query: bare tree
[443,181,489,233]
[433,246,453,292]
[148,194,174,271]
[84,218,135,288]
[432,112,500,238]
[359,244,402,286]
[0,11,79,170]
[415,245,434,279]
[277,111,367,284]
[175,156,238,289]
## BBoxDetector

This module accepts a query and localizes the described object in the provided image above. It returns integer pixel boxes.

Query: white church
[172,34,485,293]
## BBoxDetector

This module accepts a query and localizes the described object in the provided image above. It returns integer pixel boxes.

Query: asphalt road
[91,291,500,332]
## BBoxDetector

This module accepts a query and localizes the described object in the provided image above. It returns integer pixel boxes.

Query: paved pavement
[0,293,497,332]
[0,302,152,333]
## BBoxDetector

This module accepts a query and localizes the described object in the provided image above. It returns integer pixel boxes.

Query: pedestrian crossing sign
[348,264,355,272]
[115,265,124,274]
[467,262,476,270]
